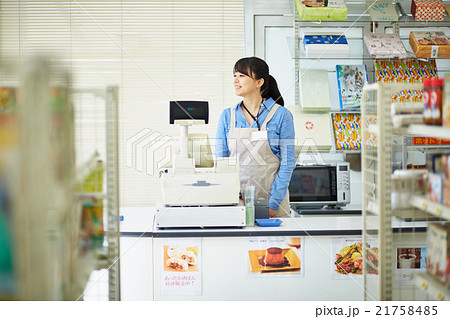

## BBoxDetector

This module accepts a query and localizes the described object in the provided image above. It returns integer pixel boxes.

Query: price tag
[421,201,427,210]
[420,281,428,290]
[435,206,442,216]
[431,46,439,59]
[436,292,443,301]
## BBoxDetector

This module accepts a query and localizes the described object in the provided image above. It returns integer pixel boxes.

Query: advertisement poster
[246,237,304,277]
[161,238,201,296]
[331,237,379,280]
[395,247,426,286]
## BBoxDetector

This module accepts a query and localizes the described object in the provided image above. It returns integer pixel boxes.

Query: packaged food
[411,0,446,21]
[426,223,450,283]
[409,31,450,58]
[443,76,450,128]
[430,78,444,126]
[423,78,433,124]
[295,0,348,21]
[428,172,443,204]
[364,33,407,59]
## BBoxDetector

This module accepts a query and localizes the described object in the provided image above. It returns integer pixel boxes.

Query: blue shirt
[215,97,296,210]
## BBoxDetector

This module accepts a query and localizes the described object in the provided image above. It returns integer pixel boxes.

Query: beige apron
[228,104,290,218]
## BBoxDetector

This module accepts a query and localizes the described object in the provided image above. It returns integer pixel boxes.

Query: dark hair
[233,57,284,106]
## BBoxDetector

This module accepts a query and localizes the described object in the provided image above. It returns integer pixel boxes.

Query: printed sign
[331,237,379,280]
[395,247,427,286]
[161,238,201,296]
[247,237,304,277]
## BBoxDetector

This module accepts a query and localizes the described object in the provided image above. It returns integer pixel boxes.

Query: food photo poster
[246,237,304,277]
[161,238,201,296]
[331,237,379,280]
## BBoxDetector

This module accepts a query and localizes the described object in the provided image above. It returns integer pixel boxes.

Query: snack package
[295,0,348,21]
[409,31,450,58]
[411,0,445,21]
[364,33,407,59]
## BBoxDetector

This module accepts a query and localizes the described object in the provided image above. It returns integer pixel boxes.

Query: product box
[367,1,399,21]
[336,65,368,109]
[426,223,438,276]
[428,172,443,204]
[426,223,450,284]
[411,0,446,21]
[286,105,333,151]
[364,33,407,59]
[426,153,442,174]
[409,31,450,58]
[303,34,350,58]
[443,154,450,207]
[295,0,348,21]
[444,76,450,128]
[300,70,331,112]
[374,59,438,103]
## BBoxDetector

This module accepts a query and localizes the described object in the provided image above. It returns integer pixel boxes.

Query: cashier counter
[118,205,427,301]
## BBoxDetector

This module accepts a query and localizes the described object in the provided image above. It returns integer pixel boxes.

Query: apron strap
[260,104,280,130]
[230,107,236,129]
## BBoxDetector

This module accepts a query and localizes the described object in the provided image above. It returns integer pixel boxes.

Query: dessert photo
[247,237,303,275]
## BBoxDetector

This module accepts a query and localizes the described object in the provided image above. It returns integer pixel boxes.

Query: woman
[216,57,296,218]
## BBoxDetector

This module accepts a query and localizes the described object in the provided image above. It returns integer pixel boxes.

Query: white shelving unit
[0,59,121,300]
[362,82,450,301]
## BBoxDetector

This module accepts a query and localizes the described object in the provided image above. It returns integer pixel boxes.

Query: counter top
[119,207,427,238]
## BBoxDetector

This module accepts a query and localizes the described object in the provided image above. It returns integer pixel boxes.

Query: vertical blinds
[0,0,245,206]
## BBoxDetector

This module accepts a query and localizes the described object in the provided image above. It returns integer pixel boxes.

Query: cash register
[156,101,245,228]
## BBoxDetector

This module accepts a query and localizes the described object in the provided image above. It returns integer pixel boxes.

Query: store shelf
[294,0,450,25]
[413,272,450,301]
[77,192,106,199]
[392,208,433,220]
[410,195,450,220]
[405,125,450,139]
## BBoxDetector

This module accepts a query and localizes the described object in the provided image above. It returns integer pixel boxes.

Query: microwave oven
[288,162,350,209]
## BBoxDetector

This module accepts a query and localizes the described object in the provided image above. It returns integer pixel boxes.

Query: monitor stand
[295,205,361,215]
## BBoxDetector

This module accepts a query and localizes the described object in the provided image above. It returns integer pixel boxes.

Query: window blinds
[0,0,245,206]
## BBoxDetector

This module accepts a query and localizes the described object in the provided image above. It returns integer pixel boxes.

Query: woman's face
[233,71,261,97]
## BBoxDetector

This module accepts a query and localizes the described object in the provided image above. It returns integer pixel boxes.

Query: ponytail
[261,74,284,106]
[234,57,285,106]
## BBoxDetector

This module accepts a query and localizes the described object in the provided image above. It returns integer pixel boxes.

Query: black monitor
[169,101,209,124]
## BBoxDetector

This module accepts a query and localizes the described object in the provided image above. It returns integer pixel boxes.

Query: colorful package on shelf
[443,154,450,207]
[295,0,348,21]
[302,34,350,58]
[300,70,331,112]
[426,223,450,284]
[77,160,104,193]
[411,0,446,21]
[444,75,450,128]
[0,204,14,298]
[332,113,363,150]
[364,33,407,59]
[374,59,438,103]
[336,65,368,109]
[0,88,16,114]
[428,172,443,204]
[81,199,104,252]
[367,1,399,21]
[409,31,450,58]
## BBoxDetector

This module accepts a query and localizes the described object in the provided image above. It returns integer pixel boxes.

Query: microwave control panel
[337,163,350,204]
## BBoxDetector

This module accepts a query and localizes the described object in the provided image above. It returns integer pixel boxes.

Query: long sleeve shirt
[215,97,296,210]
